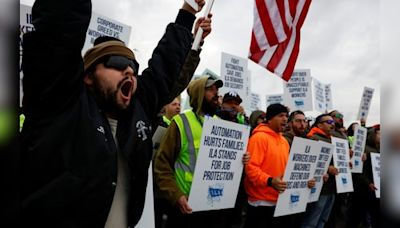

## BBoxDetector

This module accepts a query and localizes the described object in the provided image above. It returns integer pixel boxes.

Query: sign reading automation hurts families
[188,117,250,212]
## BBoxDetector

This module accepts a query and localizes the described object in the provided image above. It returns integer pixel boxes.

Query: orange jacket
[244,124,290,203]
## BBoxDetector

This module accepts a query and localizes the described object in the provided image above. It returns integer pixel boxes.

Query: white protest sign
[308,141,334,203]
[245,70,252,113]
[370,152,381,198]
[82,12,131,53]
[313,78,326,113]
[20,4,35,107]
[274,137,319,217]
[220,52,249,111]
[188,117,250,212]
[284,69,313,112]
[325,84,333,111]
[136,163,155,228]
[266,94,284,107]
[332,137,354,193]
[250,93,261,112]
[350,125,368,173]
[357,87,374,120]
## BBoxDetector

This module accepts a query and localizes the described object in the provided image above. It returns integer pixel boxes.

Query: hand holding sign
[192,0,215,50]
[193,14,212,42]
[177,195,192,214]
[328,165,338,175]
[272,176,287,193]
[368,183,378,192]
[307,178,316,188]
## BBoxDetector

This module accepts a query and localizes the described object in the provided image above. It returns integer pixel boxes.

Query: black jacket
[21,0,195,227]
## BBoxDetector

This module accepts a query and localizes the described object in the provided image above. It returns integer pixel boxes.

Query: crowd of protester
[18,0,380,227]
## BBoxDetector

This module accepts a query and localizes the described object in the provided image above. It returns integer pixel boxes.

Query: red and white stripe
[249,0,312,81]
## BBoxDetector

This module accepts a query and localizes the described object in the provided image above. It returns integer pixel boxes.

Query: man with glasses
[329,110,347,139]
[301,114,338,228]
[20,0,210,227]
[283,110,307,146]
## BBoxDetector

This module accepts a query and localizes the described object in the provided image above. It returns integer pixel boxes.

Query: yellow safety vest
[173,110,203,195]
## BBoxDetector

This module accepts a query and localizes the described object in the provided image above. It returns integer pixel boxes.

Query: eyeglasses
[103,56,139,75]
[321,119,335,125]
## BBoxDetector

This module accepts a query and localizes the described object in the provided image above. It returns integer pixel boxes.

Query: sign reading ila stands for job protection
[283,69,313,112]
[274,137,319,217]
[308,141,334,203]
[370,152,381,198]
[188,117,250,212]
[332,137,354,193]
[350,125,368,173]
[357,87,374,120]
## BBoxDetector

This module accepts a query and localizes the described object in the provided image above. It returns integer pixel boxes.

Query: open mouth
[120,80,133,100]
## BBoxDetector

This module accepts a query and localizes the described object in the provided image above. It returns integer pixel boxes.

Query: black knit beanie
[266,103,288,120]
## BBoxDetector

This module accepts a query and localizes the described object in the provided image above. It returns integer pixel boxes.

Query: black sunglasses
[103,56,139,75]
[321,119,335,125]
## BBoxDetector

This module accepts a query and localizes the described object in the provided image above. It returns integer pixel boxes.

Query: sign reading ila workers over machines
[188,117,250,212]
[332,137,354,193]
[274,137,319,217]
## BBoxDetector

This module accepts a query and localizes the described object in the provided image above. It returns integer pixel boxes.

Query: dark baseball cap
[223,91,242,104]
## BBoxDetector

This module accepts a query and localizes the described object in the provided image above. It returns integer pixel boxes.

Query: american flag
[249,0,312,81]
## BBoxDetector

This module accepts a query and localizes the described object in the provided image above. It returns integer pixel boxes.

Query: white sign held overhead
[220,52,249,111]
[357,87,374,120]
[188,117,250,212]
[325,84,333,111]
[332,137,354,193]
[313,78,326,113]
[274,137,319,217]
[370,152,381,198]
[284,69,313,112]
[82,12,131,53]
[266,94,284,107]
[308,141,334,203]
[350,125,368,173]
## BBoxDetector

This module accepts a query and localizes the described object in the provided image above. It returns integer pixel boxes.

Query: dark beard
[335,122,343,129]
[92,76,124,116]
[202,99,218,116]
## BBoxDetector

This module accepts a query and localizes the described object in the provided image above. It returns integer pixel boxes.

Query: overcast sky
[20,0,382,127]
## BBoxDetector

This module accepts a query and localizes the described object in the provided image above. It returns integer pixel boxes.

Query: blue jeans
[301,194,335,228]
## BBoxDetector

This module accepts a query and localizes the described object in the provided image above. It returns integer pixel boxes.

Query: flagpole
[192,0,215,51]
